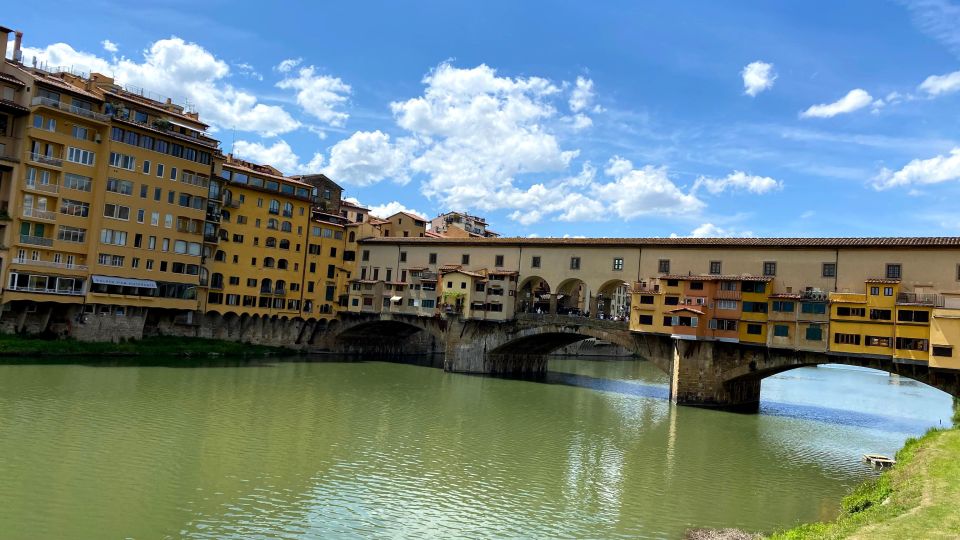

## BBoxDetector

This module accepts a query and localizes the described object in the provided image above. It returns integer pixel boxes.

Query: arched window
[214,250,226,262]
[221,210,231,222]
[267,218,278,230]
[281,221,292,232]
[211,273,224,288]
[269,199,280,215]
[275,280,286,293]
[348,231,356,242]
[265,237,277,248]
[279,239,290,250]
[283,202,293,217]
[260,278,272,294]
[264,257,275,268]
[223,189,233,206]
[278,259,288,270]
[218,228,229,240]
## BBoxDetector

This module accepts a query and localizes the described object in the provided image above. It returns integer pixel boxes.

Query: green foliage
[839,474,891,514]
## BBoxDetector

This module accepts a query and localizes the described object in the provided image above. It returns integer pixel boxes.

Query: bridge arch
[594,278,632,320]
[516,276,552,314]
[556,278,589,314]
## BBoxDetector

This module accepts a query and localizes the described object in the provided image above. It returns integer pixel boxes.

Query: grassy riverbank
[767,403,960,539]
[0,335,296,357]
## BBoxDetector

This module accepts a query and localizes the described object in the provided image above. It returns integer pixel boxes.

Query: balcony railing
[632,281,661,293]
[23,181,59,194]
[829,292,867,303]
[714,289,742,300]
[6,284,84,296]
[29,152,63,167]
[897,292,944,307]
[31,96,111,122]
[20,234,53,247]
[22,207,56,221]
[12,258,88,271]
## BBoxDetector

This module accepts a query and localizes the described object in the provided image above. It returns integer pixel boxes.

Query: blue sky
[5,0,960,237]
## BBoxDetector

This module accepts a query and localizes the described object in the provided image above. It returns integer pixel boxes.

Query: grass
[768,425,960,539]
[0,334,296,357]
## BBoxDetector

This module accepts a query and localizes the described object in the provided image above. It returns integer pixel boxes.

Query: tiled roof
[104,89,209,128]
[865,278,901,284]
[667,307,704,315]
[360,236,960,248]
[389,211,428,223]
[661,274,774,282]
[0,70,25,86]
[0,98,28,113]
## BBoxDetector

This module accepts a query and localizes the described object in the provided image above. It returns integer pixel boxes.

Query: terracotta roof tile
[359,236,960,248]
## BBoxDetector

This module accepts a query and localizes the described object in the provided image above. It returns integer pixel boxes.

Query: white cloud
[276,65,351,127]
[323,130,416,186]
[19,38,301,136]
[101,40,118,53]
[693,171,782,194]
[593,157,704,219]
[235,62,263,81]
[800,89,873,118]
[368,201,425,220]
[873,147,960,190]
[231,139,325,175]
[901,0,960,59]
[741,61,776,97]
[569,76,597,112]
[275,57,302,73]
[570,113,593,130]
[919,69,960,97]
[671,223,755,238]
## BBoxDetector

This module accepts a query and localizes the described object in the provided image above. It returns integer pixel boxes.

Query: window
[834,333,861,345]
[151,212,160,226]
[532,256,541,268]
[71,126,89,140]
[613,257,624,271]
[709,261,722,275]
[103,203,130,220]
[898,310,930,323]
[886,264,902,280]
[106,178,134,195]
[462,254,470,265]
[362,250,370,262]
[836,306,865,317]
[57,225,86,243]
[638,314,653,325]
[805,326,823,341]
[570,257,580,270]
[710,319,738,331]
[717,299,737,310]
[895,337,927,351]
[658,259,670,274]
[822,263,836,277]
[170,167,178,180]
[870,309,892,321]
[100,229,127,246]
[399,251,407,263]
[763,261,777,276]
[157,163,164,178]
[59,199,89,217]
[884,287,894,296]
[665,296,680,306]
[109,152,135,170]
[689,281,704,290]
[142,160,151,175]
[495,255,505,267]
[801,302,827,314]
[742,301,768,313]
[773,325,789,337]
[63,173,92,192]
[866,336,891,347]
[67,147,95,166]
[870,286,880,295]
[666,279,679,287]
[747,324,763,335]
[772,301,794,312]
[741,281,766,293]
[932,345,953,357]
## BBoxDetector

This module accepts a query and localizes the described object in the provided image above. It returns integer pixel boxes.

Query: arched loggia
[516,276,552,314]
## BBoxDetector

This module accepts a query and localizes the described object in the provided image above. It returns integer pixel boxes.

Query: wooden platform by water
[863,453,897,469]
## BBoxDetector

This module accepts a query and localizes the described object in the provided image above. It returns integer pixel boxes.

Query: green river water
[0,356,952,539]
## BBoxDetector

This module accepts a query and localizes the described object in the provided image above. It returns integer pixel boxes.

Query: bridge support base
[670,339,761,412]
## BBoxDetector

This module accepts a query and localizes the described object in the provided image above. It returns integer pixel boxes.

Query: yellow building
[829,279,899,357]
[382,211,427,238]
[630,278,671,335]
[738,278,772,345]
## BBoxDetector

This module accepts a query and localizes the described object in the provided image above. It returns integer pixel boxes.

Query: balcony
[20,234,54,247]
[31,96,111,123]
[714,289,742,301]
[12,258,88,271]
[203,233,219,244]
[0,144,19,164]
[6,284,84,296]
[632,281,661,293]
[22,207,56,221]
[29,152,63,167]
[897,292,944,307]
[829,292,866,304]
[23,181,59,195]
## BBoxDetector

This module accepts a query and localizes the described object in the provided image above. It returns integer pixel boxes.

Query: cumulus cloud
[276,65,351,127]
[918,69,960,97]
[873,147,960,190]
[593,157,704,219]
[741,61,776,96]
[569,76,598,112]
[800,89,873,118]
[101,39,118,53]
[693,171,782,195]
[672,223,755,238]
[232,139,325,175]
[323,130,416,186]
[368,201,426,220]
[19,38,301,136]
[275,57,302,73]
[235,62,263,81]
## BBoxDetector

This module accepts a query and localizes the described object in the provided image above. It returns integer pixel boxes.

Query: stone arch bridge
[316,313,960,411]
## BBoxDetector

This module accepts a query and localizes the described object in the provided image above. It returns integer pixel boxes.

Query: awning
[91,275,158,289]
[390,296,403,303]
[166,118,204,132]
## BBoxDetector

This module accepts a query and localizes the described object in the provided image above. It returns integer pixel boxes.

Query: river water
[0,356,952,539]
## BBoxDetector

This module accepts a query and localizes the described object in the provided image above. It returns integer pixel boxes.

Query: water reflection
[0,356,951,539]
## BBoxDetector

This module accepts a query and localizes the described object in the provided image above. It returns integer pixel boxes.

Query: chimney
[13,30,22,63]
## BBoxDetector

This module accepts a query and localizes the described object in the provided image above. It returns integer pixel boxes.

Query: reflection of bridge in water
[315,312,960,412]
